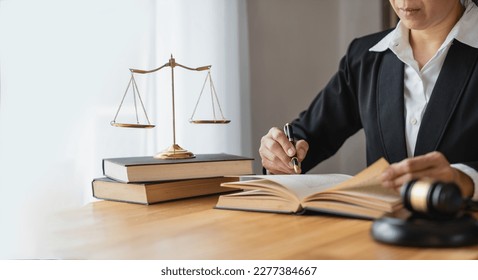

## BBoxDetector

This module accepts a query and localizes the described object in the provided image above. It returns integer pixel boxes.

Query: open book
[216,158,403,219]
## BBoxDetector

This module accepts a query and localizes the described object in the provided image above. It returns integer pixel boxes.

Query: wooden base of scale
[154,144,195,159]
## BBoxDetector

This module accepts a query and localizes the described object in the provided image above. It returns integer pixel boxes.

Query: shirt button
[410,118,418,125]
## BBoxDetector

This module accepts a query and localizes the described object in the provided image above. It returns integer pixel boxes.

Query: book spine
[101,159,106,177]
[91,178,98,199]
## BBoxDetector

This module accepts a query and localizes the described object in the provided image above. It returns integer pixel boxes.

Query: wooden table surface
[43,195,478,260]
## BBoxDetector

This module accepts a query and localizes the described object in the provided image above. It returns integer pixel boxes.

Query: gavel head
[401,180,463,219]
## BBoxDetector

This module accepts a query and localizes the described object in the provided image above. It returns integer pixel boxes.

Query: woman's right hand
[259,127,309,174]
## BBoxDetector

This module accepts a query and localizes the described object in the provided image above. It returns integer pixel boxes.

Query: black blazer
[291,30,478,173]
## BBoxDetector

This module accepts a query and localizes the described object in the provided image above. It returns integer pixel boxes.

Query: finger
[259,134,294,172]
[269,127,296,157]
[260,139,293,169]
[295,140,309,162]
[262,128,295,167]
[381,164,434,188]
[381,152,448,181]
[405,152,449,170]
[385,170,443,189]
[382,162,456,189]
[261,158,294,174]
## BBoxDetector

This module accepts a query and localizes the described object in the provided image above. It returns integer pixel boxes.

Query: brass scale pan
[189,119,230,124]
[111,119,230,128]
[110,122,155,129]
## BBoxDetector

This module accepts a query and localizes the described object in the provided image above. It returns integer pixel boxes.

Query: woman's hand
[380,151,474,197]
[259,127,309,174]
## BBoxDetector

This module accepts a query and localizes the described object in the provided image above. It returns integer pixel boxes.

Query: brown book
[92,177,240,205]
[102,153,254,183]
[216,158,403,219]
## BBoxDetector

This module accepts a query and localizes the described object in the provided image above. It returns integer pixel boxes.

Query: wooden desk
[44,195,478,259]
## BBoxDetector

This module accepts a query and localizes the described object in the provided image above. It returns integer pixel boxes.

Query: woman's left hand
[380,151,474,197]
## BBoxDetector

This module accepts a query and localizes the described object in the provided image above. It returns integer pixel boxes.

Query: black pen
[283,123,301,174]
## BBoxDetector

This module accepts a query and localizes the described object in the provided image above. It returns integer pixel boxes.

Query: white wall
[0,0,250,259]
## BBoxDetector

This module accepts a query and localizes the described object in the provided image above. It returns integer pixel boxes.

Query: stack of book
[92,153,254,205]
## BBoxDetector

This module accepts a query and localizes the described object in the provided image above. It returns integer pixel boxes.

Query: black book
[103,153,254,183]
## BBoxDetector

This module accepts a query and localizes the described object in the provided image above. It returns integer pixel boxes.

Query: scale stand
[110,55,230,159]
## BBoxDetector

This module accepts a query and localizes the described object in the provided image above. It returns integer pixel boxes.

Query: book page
[305,186,401,213]
[216,189,302,213]
[303,158,400,210]
[332,184,400,203]
[224,174,352,201]
[316,157,389,192]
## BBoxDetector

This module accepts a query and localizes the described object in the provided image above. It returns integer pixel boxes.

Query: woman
[259,0,478,199]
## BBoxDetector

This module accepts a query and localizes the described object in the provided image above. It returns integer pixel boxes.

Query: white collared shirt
[369,0,478,199]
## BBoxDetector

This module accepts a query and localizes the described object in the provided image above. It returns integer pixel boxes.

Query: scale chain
[131,75,152,125]
[209,72,217,120]
[112,75,133,124]
[112,73,152,126]
[190,71,226,121]
[209,72,226,120]
[190,71,209,121]
[132,74,139,124]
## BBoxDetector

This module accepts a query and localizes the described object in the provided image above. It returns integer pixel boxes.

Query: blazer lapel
[414,41,478,156]
[377,50,408,163]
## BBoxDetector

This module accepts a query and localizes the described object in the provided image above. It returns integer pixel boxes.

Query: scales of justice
[110,55,230,159]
